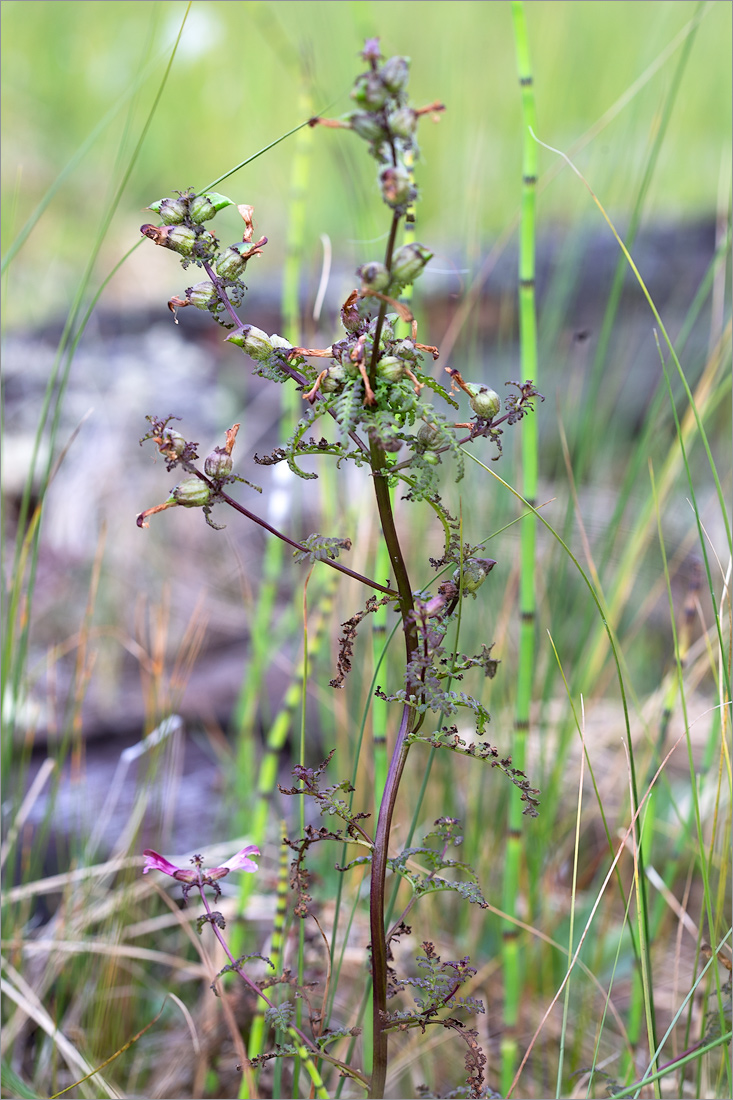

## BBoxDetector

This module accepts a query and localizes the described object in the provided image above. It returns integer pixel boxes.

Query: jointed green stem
[503,4,539,1093]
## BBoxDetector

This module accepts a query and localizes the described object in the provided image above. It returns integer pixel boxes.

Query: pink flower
[142,845,260,883]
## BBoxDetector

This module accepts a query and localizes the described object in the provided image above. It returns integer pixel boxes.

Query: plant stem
[198,886,367,1091]
[367,703,412,1099]
[367,435,418,1097]
[216,486,398,596]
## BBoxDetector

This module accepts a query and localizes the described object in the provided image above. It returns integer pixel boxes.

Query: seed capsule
[379,165,413,208]
[351,70,390,111]
[357,261,390,291]
[453,558,497,596]
[226,325,273,360]
[387,106,417,139]
[215,245,248,279]
[390,243,432,289]
[163,225,197,256]
[379,55,410,93]
[157,429,187,458]
[347,111,387,143]
[466,385,500,420]
[204,449,233,479]
[173,478,212,508]
[187,281,217,309]
[320,364,347,392]
[377,356,404,382]
[189,191,235,223]
[148,195,189,224]
[416,422,441,448]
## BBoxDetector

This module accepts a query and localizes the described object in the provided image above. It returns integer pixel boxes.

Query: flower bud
[377,356,404,382]
[351,70,390,111]
[347,111,387,143]
[148,195,189,224]
[379,55,410,93]
[453,558,497,596]
[215,245,248,279]
[204,449,233,479]
[379,165,413,209]
[466,385,500,420]
[173,477,213,508]
[357,261,390,291]
[387,106,417,140]
[226,325,273,360]
[390,243,432,289]
[189,191,235,223]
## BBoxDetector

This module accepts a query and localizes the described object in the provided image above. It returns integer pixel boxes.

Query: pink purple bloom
[142,845,260,883]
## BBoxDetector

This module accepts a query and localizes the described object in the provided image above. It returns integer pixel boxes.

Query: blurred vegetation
[1,0,731,328]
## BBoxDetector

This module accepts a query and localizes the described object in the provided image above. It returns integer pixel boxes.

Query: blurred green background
[1,0,731,328]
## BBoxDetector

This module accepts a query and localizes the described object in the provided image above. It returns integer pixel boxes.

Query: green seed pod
[387,106,417,139]
[215,245,248,279]
[347,111,387,143]
[378,314,397,345]
[379,55,410,93]
[421,452,440,466]
[351,70,390,111]
[416,422,441,448]
[187,281,217,309]
[226,325,273,360]
[204,449,233,479]
[452,557,497,596]
[189,191,235,223]
[320,364,347,392]
[357,261,390,292]
[269,334,293,352]
[466,385,500,420]
[393,338,419,363]
[173,477,213,508]
[390,242,432,289]
[165,225,197,256]
[377,356,404,382]
[379,165,413,209]
[148,195,189,224]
